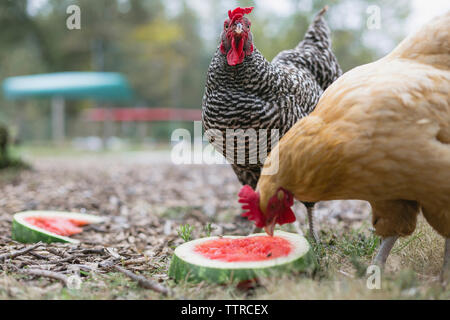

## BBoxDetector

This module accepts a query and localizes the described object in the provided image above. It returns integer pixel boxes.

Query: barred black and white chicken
[202,6,342,239]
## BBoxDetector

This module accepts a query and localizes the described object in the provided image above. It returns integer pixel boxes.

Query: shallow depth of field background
[1,0,446,146]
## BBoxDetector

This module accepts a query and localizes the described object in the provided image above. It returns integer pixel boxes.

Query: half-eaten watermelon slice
[12,211,104,244]
[169,231,316,283]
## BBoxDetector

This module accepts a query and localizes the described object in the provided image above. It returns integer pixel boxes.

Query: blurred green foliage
[0,124,8,159]
[0,0,410,143]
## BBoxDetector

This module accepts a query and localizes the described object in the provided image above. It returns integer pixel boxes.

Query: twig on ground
[14,257,49,268]
[105,247,121,259]
[66,264,102,273]
[121,257,148,266]
[0,243,42,262]
[51,255,83,264]
[76,248,106,255]
[45,248,68,258]
[113,264,171,295]
[19,268,69,285]
[98,257,117,268]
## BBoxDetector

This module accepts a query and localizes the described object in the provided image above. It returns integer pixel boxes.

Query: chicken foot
[373,235,399,268]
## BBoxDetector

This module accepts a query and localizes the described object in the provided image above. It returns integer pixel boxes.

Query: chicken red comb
[238,185,265,228]
[228,6,254,24]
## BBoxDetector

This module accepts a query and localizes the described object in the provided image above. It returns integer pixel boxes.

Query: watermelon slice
[12,211,104,244]
[169,231,316,283]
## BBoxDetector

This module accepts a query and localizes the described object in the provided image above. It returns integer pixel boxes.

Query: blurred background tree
[0,125,8,161]
[0,0,414,144]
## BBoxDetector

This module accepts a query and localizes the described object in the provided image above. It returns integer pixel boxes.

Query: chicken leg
[373,235,399,267]
[304,202,319,243]
[442,238,450,282]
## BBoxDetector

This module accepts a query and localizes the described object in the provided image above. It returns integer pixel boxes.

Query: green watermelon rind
[11,211,104,244]
[168,231,317,284]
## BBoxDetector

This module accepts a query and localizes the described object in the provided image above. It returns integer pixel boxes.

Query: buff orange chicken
[239,12,450,278]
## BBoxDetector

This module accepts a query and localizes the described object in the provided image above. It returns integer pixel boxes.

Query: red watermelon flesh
[194,236,292,262]
[24,217,89,236]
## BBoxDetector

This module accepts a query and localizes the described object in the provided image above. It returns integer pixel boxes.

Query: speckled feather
[202,8,342,188]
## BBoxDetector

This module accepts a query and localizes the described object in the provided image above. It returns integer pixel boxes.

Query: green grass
[335,226,380,258]
[392,231,423,254]
[204,223,214,237]
[177,224,195,242]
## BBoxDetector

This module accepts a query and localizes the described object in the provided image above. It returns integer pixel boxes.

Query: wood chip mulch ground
[0,154,370,296]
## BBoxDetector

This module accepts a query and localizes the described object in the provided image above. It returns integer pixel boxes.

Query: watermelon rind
[168,231,317,284]
[11,211,104,244]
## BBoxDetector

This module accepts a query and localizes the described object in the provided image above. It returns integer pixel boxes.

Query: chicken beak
[264,218,276,237]
[235,23,243,35]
